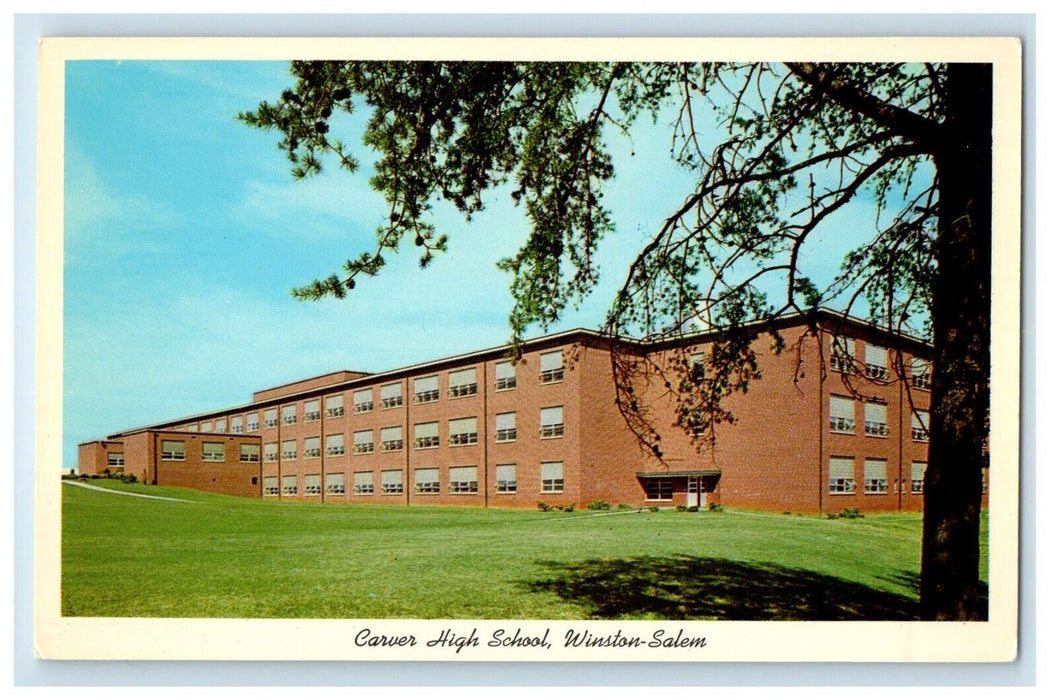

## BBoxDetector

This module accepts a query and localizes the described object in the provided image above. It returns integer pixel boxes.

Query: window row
[159,440,260,463]
[829,396,929,441]
[828,335,931,387]
[261,462,564,497]
[828,457,927,495]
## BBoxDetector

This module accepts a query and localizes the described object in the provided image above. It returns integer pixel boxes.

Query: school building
[78,308,969,513]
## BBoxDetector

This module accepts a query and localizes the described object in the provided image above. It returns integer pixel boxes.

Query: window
[414,422,440,449]
[325,472,345,495]
[263,442,278,462]
[380,382,403,409]
[912,410,930,441]
[246,413,260,431]
[829,457,855,494]
[304,473,322,496]
[240,444,261,463]
[413,375,440,403]
[200,422,212,433]
[353,389,373,413]
[263,476,279,496]
[202,442,224,462]
[910,357,931,389]
[353,430,374,454]
[415,468,440,494]
[281,439,297,460]
[865,342,889,379]
[449,466,478,494]
[911,461,926,494]
[325,394,344,418]
[829,396,855,434]
[304,436,321,458]
[448,367,478,398]
[541,462,564,493]
[689,352,706,382]
[496,464,517,493]
[107,452,125,466]
[282,474,297,496]
[381,469,404,495]
[353,471,374,495]
[540,406,565,438]
[214,417,227,433]
[281,405,296,425]
[325,433,345,456]
[185,424,198,432]
[829,335,855,372]
[304,399,321,422]
[230,416,244,434]
[448,417,478,446]
[540,351,564,383]
[380,426,403,452]
[496,412,517,442]
[645,479,673,501]
[264,408,278,428]
[864,459,887,494]
[496,361,517,390]
[864,402,889,437]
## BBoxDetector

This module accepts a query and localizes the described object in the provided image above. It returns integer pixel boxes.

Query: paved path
[63,480,191,502]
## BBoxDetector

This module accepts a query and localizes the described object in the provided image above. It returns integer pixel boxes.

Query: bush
[537,502,553,512]
[838,508,865,519]
[586,499,612,511]
[561,503,575,513]
[686,505,699,513]
[675,504,687,512]
[120,474,138,484]
[648,506,660,512]
[617,503,632,510]
[708,502,724,512]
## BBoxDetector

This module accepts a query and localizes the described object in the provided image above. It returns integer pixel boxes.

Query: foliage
[586,499,612,511]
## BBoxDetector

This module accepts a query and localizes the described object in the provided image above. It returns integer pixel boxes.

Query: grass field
[61,480,989,620]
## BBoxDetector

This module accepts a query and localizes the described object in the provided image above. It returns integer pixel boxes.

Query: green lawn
[61,480,989,620]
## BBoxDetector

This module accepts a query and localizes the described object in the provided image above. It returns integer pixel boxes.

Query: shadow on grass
[882,570,990,621]
[525,555,918,620]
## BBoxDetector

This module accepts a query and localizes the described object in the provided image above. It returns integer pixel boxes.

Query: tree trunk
[919,63,993,621]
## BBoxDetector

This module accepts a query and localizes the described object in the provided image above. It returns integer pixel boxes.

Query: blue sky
[63,60,887,468]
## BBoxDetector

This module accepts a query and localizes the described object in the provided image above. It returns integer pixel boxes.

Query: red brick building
[79,309,973,513]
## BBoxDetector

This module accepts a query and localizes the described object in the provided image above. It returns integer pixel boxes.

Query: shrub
[561,503,575,513]
[838,508,865,519]
[617,503,632,510]
[537,502,553,512]
[586,499,612,511]
[675,504,687,512]
[648,506,660,512]
[686,505,699,513]
[708,502,724,512]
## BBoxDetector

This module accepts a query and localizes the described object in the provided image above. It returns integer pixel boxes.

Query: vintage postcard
[34,36,1021,662]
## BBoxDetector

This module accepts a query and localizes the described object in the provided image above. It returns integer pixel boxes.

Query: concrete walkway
[63,480,191,502]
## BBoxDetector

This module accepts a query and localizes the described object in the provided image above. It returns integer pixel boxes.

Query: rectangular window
[496,412,517,442]
[864,402,889,437]
[541,461,564,493]
[829,457,856,494]
[304,399,321,422]
[413,375,440,403]
[202,441,224,462]
[325,433,345,456]
[230,416,244,434]
[910,357,931,390]
[325,472,345,495]
[107,452,125,466]
[495,361,517,390]
[263,476,279,496]
[448,367,478,398]
[353,471,374,495]
[264,408,278,428]
[304,473,322,496]
[414,422,440,449]
[415,468,440,494]
[215,417,227,433]
[864,342,889,379]
[381,469,404,495]
[380,426,403,452]
[449,466,478,493]
[281,439,297,460]
[281,405,296,425]
[185,424,198,432]
[912,410,930,441]
[496,464,517,493]
[353,430,374,454]
[200,421,212,433]
[246,412,260,431]
[240,444,261,463]
[540,406,565,438]
[864,459,888,494]
[448,417,478,446]
[353,389,373,413]
[282,474,297,496]
[829,396,856,434]
[263,442,278,462]
[540,351,564,383]
[380,382,404,409]
[911,461,927,494]
[645,479,673,501]
[304,436,321,458]
[829,335,855,372]
[325,394,345,418]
